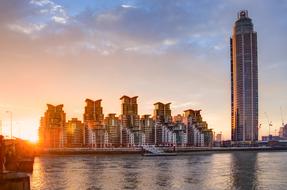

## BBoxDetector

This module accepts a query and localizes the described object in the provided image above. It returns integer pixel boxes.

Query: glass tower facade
[231,10,258,142]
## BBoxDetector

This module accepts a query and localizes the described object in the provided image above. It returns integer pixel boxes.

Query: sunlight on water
[30,152,287,190]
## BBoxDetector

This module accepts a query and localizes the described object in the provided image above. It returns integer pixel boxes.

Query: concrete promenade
[38,146,287,155]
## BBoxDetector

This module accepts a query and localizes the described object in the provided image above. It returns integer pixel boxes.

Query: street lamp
[0,119,2,136]
[6,111,12,139]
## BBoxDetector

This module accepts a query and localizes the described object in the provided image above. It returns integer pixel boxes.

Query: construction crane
[258,123,262,133]
[281,107,285,127]
[264,112,272,137]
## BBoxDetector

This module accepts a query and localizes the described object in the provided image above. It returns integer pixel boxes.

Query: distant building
[121,127,135,147]
[202,126,213,147]
[279,127,284,137]
[119,96,144,147]
[231,10,258,142]
[153,102,172,123]
[105,114,121,147]
[263,125,287,141]
[83,99,106,147]
[183,109,213,147]
[132,128,145,146]
[184,109,203,124]
[64,118,84,147]
[283,124,287,138]
[262,135,282,141]
[173,114,183,123]
[278,124,287,139]
[140,115,154,145]
[172,122,187,146]
[38,96,214,148]
[39,104,66,148]
[155,123,175,146]
[215,133,222,142]
[120,96,139,128]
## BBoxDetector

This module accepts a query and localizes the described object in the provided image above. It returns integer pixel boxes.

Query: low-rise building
[39,97,213,148]
[64,118,84,147]
[140,115,154,145]
[39,104,66,148]
[105,114,121,147]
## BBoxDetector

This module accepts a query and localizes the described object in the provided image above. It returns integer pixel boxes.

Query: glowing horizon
[1,0,287,142]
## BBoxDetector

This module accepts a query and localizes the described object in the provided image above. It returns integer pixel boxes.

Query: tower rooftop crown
[238,10,248,19]
[234,10,254,34]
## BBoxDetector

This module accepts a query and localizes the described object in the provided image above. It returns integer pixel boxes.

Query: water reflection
[155,159,172,188]
[121,157,140,189]
[30,152,287,190]
[230,152,258,190]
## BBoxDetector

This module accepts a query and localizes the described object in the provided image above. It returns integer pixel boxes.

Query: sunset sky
[0,0,287,142]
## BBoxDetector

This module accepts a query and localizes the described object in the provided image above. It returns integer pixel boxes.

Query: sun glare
[19,120,39,143]
[1,118,39,143]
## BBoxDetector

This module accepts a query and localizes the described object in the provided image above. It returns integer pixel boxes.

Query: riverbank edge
[0,172,30,190]
[36,146,287,156]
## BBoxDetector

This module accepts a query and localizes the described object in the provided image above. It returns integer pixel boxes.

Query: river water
[30,151,287,190]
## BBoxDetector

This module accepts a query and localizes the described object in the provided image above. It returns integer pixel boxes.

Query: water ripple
[30,152,287,190]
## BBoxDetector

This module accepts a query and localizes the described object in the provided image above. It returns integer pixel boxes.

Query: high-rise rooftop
[231,10,258,142]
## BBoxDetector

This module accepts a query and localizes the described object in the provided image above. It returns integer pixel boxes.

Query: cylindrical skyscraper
[231,10,258,142]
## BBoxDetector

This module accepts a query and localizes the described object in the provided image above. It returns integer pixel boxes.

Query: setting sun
[1,1,287,190]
